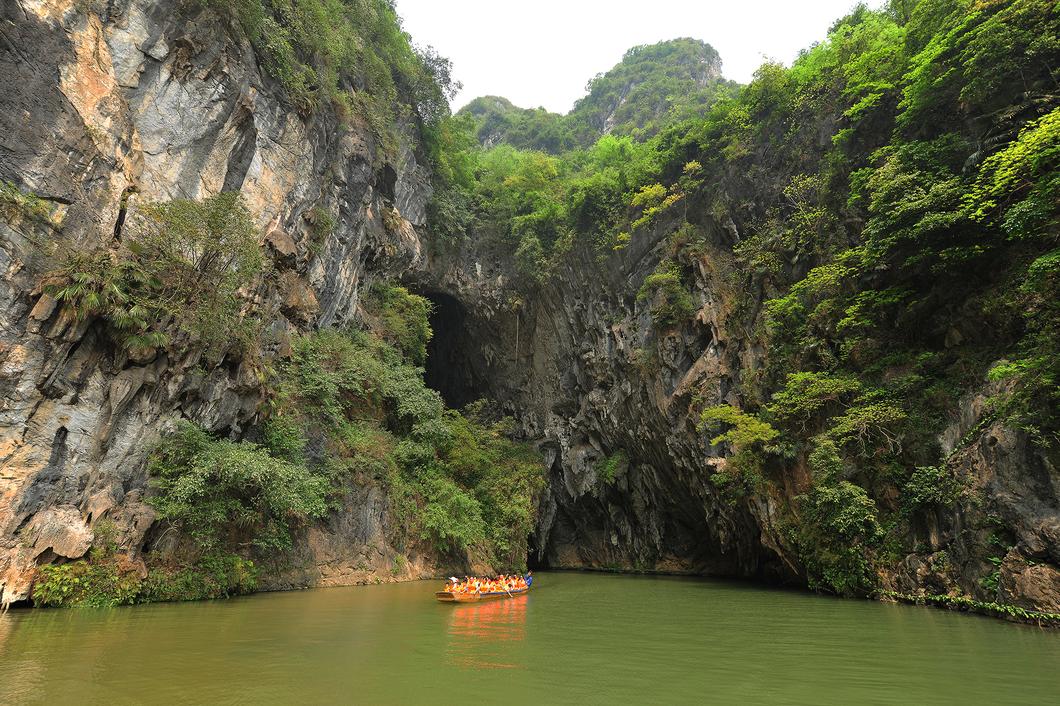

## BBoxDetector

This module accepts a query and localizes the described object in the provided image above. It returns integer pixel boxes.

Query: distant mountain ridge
[458,38,739,153]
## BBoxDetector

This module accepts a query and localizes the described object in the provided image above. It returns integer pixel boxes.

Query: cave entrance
[526,534,550,571]
[422,291,487,409]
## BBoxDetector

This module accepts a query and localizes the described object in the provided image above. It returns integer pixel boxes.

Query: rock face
[882,415,1060,609]
[413,214,1060,612]
[410,216,796,581]
[0,0,432,605]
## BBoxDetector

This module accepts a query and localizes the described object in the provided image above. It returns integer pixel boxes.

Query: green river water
[1,571,1058,704]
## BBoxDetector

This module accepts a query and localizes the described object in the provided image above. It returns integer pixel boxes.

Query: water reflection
[446,595,528,670]
[0,612,10,648]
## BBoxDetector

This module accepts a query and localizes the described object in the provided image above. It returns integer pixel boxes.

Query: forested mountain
[1,0,1057,624]
[457,38,739,152]
[458,96,573,152]
[569,38,735,139]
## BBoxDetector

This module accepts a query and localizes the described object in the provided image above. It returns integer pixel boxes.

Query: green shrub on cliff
[699,405,780,499]
[259,319,544,569]
[792,479,883,596]
[0,180,51,223]
[766,372,864,428]
[147,422,330,553]
[45,193,263,357]
[637,262,696,327]
[363,283,433,366]
[700,405,779,449]
[595,450,628,485]
[204,0,456,146]
[784,438,883,596]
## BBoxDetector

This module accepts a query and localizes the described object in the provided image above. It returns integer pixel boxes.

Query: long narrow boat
[436,576,533,603]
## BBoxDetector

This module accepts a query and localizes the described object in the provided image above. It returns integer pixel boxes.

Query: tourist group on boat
[444,574,531,595]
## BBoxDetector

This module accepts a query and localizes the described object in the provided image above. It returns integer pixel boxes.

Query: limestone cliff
[412,200,1060,614]
[409,219,791,580]
[0,0,433,605]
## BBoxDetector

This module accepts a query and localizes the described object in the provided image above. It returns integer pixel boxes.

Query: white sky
[394,0,884,113]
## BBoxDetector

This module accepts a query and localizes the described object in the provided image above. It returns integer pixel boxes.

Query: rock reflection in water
[446,595,528,669]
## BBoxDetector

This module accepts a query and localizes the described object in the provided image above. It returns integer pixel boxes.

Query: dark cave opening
[422,291,488,409]
[526,534,550,571]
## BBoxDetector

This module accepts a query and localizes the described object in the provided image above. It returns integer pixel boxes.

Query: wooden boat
[436,581,531,603]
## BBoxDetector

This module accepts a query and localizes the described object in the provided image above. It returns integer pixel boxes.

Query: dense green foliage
[139,274,539,570]
[45,193,263,356]
[792,463,884,595]
[33,559,142,608]
[148,422,331,553]
[202,0,456,148]
[675,0,1057,595]
[262,320,545,568]
[433,132,665,268]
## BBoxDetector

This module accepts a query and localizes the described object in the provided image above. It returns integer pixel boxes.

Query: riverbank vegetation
[879,590,1060,627]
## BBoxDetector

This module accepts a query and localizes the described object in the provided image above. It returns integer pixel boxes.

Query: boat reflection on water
[446,593,528,670]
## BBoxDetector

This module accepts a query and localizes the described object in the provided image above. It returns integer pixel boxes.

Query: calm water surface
[1,571,1058,704]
